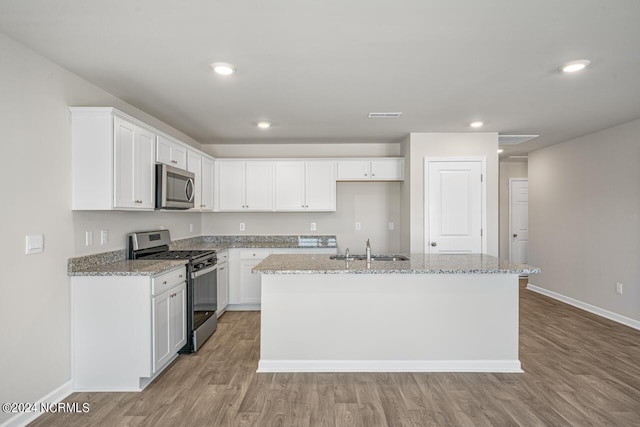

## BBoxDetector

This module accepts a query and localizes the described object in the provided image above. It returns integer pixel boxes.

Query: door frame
[424,157,487,254]
[508,178,528,262]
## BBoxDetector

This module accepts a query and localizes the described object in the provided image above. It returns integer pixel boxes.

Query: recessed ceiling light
[560,59,590,73]
[257,121,271,129]
[211,62,235,75]
[470,121,484,128]
[497,149,504,154]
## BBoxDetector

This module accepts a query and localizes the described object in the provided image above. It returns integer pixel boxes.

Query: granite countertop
[67,235,337,276]
[252,253,541,275]
[68,260,187,277]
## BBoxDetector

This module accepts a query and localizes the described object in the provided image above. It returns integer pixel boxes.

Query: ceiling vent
[368,112,403,118]
[499,135,539,145]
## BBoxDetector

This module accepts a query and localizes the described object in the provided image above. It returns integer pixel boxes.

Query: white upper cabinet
[113,117,156,209]
[275,161,336,211]
[156,134,187,170]
[337,158,404,181]
[215,160,274,211]
[200,155,215,211]
[71,108,157,210]
[186,151,215,212]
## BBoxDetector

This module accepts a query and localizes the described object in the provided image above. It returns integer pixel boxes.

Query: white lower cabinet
[152,282,186,373]
[217,251,229,316]
[227,247,337,310]
[71,265,187,391]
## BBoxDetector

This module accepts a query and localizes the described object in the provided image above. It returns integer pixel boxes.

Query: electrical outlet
[85,231,93,246]
[310,222,317,231]
[616,282,623,295]
[388,222,395,231]
[100,229,109,245]
[239,223,245,231]
[355,222,361,231]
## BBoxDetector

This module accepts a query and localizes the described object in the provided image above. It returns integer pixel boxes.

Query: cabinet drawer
[152,266,187,296]
[239,249,271,260]
[217,251,229,262]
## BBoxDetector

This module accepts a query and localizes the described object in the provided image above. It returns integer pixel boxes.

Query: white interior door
[509,179,529,264]
[426,159,484,254]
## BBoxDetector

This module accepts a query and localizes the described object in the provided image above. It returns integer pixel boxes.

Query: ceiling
[1,0,639,157]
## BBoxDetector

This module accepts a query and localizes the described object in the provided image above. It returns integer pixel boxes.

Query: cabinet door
[245,161,274,211]
[217,261,229,315]
[157,135,187,169]
[201,156,215,211]
[114,118,137,208]
[134,127,156,209]
[152,290,172,373]
[336,160,370,180]
[187,151,202,211]
[114,118,155,209]
[216,161,245,211]
[170,283,187,354]
[305,161,336,211]
[275,161,306,210]
[370,159,404,180]
[239,259,262,304]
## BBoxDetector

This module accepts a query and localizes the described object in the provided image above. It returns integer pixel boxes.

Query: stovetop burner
[141,250,215,260]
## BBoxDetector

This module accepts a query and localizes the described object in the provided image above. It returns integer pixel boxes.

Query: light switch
[25,234,44,254]
[310,222,317,231]
[100,229,109,245]
[85,231,93,246]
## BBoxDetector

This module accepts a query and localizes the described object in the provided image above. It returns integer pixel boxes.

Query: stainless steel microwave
[156,164,195,209]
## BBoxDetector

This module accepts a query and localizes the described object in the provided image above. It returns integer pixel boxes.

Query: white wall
[200,143,403,254]
[529,120,640,321]
[0,34,201,424]
[499,161,528,259]
[529,118,640,322]
[403,133,499,255]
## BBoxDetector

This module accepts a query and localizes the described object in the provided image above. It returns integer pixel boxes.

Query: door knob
[431,242,437,247]
[513,234,518,238]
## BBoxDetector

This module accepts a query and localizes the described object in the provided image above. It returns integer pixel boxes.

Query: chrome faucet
[366,239,371,263]
[345,248,350,260]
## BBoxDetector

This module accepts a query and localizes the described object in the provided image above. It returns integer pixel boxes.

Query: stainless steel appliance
[156,164,195,210]
[128,230,217,352]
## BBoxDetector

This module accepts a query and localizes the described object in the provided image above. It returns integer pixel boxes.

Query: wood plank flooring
[30,281,640,426]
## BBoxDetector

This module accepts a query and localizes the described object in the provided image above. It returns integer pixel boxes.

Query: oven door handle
[191,264,217,279]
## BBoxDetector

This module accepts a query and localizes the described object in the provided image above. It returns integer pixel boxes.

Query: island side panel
[259,273,520,372]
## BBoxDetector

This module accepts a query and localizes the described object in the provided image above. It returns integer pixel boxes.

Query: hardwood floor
[31,283,640,426]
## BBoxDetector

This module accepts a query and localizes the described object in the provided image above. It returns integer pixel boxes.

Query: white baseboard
[527,283,640,331]
[1,380,73,427]
[225,304,260,311]
[257,359,523,373]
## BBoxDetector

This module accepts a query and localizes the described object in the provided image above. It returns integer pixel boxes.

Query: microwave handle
[185,178,195,202]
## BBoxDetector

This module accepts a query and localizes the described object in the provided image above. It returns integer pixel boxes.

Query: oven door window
[192,268,217,330]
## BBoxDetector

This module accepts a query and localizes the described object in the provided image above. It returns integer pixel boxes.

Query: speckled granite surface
[171,235,337,250]
[253,253,541,275]
[68,260,186,277]
[68,235,337,276]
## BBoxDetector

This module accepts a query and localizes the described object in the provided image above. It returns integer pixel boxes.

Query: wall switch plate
[85,231,93,246]
[355,222,361,231]
[388,222,395,231]
[189,223,194,233]
[310,222,317,231]
[100,229,109,245]
[25,234,44,254]
[239,223,246,231]
[616,282,623,295]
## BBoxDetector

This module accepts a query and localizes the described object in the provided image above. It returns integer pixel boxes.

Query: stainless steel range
[127,230,217,353]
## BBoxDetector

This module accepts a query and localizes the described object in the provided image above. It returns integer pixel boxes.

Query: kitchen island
[253,253,539,373]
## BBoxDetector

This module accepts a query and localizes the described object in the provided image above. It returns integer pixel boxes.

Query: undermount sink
[330,254,410,261]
